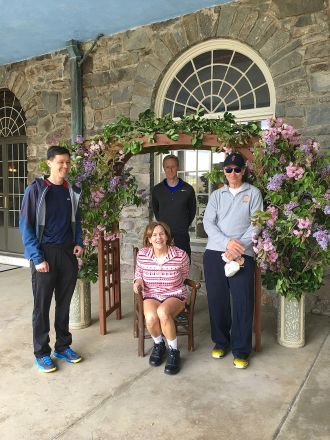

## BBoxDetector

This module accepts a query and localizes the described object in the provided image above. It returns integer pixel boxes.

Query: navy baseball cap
[223,152,245,168]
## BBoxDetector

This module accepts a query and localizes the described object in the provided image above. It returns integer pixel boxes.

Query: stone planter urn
[69,279,92,329]
[277,294,305,348]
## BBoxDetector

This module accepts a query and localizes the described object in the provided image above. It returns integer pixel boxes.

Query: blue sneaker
[35,355,57,373]
[53,347,82,363]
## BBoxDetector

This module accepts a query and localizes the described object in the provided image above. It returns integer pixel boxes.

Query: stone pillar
[69,279,92,329]
[277,295,305,348]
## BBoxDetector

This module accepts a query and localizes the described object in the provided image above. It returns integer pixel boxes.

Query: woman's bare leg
[143,299,162,338]
[157,297,185,341]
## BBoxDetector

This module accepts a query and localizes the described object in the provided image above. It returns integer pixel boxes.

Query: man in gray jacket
[203,152,263,369]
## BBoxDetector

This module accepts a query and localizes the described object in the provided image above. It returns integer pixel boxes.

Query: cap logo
[232,155,236,161]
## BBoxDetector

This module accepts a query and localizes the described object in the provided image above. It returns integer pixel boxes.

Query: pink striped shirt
[134,246,190,301]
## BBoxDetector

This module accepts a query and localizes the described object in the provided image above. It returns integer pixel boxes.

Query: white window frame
[154,39,276,120]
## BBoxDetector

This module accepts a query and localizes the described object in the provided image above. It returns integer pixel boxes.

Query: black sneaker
[149,340,166,366]
[164,347,181,375]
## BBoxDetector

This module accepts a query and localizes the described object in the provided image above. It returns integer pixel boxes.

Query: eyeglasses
[224,167,242,174]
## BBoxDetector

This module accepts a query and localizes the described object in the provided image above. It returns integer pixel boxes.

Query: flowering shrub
[252,118,330,300]
[69,137,146,283]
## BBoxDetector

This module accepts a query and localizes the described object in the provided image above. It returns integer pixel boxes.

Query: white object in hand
[222,253,240,277]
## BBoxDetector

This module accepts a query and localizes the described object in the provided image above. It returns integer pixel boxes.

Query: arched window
[0,89,27,253]
[155,39,275,121]
[154,40,275,244]
[0,89,26,137]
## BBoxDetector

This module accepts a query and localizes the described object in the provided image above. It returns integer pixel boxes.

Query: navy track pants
[203,249,255,359]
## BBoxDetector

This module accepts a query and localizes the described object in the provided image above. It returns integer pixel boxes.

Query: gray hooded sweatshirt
[203,182,263,257]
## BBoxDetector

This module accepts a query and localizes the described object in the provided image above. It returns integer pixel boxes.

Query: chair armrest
[184,279,201,290]
[184,278,201,312]
[134,284,143,296]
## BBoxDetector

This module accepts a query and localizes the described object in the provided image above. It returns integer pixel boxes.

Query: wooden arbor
[98,132,262,352]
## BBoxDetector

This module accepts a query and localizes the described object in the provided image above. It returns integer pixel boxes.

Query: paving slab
[276,331,330,440]
[0,268,329,440]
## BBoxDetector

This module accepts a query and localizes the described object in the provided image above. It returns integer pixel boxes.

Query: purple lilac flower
[284,201,299,215]
[320,165,330,178]
[267,173,286,191]
[297,218,312,229]
[109,176,121,192]
[264,119,300,150]
[280,123,300,145]
[313,229,330,250]
[286,162,304,180]
[325,190,330,200]
[324,205,330,215]
[263,127,280,153]
[83,158,96,176]
[91,188,105,204]
[266,206,278,228]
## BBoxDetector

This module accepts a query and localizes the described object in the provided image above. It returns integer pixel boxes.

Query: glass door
[0,139,27,253]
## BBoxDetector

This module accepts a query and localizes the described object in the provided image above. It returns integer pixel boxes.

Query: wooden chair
[133,247,201,357]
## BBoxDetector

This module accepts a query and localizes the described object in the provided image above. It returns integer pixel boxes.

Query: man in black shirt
[152,154,196,259]
[20,146,84,373]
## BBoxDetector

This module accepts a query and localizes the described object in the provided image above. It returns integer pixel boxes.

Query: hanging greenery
[102,109,261,155]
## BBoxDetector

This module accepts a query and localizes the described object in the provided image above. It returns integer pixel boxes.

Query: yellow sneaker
[211,347,226,359]
[233,358,249,369]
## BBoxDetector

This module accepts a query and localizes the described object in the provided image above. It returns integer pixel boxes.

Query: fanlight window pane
[255,85,270,107]
[193,52,212,70]
[166,78,181,100]
[241,92,255,110]
[163,48,270,118]
[246,64,266,88]
[231,52,253,73]
[177,61,195,82]
[213,49,232,65]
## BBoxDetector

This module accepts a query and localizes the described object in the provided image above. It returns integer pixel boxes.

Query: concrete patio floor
[0,267,329,440]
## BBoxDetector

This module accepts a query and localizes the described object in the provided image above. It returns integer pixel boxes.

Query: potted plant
[251,118,330,347]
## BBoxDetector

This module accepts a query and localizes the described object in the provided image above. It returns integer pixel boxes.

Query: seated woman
[133,221,190,375]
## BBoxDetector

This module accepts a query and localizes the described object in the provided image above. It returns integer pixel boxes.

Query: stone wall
[0,51,71,179]
[0,0,329,307]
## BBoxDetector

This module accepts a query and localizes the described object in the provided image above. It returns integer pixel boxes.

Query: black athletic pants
[203,249,255,359]
[31,244,78,358]
[172,232,191,259]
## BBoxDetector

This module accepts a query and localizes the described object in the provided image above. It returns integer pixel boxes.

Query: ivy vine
[102,109,261,156]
